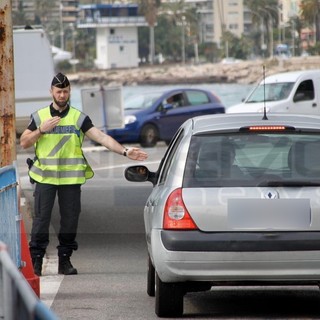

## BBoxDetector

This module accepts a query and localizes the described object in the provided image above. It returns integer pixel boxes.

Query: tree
[139,0,161,64]
[12,0,30,26]
[34,0,57,26]
[244,0,279,57]
[300,0,320,42]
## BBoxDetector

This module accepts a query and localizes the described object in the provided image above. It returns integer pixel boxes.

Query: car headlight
[125,115,137,125]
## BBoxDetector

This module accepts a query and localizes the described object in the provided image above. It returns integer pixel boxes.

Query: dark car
[107,88,225,147]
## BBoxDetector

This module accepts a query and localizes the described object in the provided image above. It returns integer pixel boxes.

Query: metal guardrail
[0,241,59,320]
[0,163,20,267]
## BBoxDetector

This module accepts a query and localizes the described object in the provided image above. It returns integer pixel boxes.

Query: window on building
[228,0,238,6]
[229,24,239,30]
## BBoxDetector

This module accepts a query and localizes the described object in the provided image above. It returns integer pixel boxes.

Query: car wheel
[147,256,155,297]
[140,124,158,148]
[155,273,184,317]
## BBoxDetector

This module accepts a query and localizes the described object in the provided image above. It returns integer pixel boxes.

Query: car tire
[140,124,158,148]
[155,273,184,317]
[147,256,155,297]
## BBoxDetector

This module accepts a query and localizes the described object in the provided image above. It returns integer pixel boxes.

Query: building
[77,4,148,69]
[212,0,244,45]
[11,0,79,26]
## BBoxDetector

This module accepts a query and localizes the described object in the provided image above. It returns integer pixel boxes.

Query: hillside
[68,56,320,86]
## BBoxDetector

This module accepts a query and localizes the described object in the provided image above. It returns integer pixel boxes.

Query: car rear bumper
[151,230,320,283]
[161,230,320,251]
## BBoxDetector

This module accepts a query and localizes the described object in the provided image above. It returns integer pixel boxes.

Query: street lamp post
[181,15,186,64]
[60,1,64,50]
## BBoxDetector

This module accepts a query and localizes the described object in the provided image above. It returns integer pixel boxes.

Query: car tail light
[240,125,295,132]
[163,188,198,230]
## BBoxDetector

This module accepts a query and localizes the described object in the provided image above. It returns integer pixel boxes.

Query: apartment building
[11,0,79,26]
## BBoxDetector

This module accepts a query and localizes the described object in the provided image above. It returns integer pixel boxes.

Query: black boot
[58,255,77,275]
[32,256,43,276]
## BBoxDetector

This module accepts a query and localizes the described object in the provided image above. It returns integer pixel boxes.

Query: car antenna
[262,65,268,120]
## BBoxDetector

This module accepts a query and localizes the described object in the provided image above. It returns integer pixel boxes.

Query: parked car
[227,69,320,115]
[125,112,320,317]
[107,88,225,147]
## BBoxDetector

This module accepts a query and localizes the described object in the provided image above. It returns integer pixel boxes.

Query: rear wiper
[257,180,320,187]
[279,180,320,187]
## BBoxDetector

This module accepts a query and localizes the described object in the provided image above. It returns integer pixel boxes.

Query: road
[17,141,320,319]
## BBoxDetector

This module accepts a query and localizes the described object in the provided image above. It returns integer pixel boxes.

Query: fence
[0,164,58,319]
[0,163,20,267]
[0,241,59,320]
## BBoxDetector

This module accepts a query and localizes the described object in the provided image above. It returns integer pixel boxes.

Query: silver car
[125,113,320,317]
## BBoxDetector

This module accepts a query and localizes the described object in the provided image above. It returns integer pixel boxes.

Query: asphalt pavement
[17,141,320,319]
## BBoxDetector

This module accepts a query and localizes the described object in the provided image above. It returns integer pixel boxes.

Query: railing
[0,241,59,320]
[0,163,20,267]
[78,16,148,27]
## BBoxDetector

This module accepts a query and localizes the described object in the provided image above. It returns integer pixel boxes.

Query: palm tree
[34,0,57,26]
[244,0,279,57]
[159,1,199,63]
[12,0,29,26]
[139,0,161,64]
[300,0,320,42]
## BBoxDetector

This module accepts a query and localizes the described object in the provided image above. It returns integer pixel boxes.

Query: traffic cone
[20,220,40,298]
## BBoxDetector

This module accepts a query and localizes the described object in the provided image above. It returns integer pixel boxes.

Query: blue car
[107,88,225,147]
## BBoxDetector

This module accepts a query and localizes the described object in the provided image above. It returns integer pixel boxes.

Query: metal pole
[60,1,64,50]
[149,26,155,64]
[0,0,17,167]
[181,16,185,64]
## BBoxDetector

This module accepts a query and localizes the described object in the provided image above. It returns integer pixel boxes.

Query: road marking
[40,256,63,308]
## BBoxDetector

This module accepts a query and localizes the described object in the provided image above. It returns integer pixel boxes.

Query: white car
[227,70,320,115]
[125,113,320,317]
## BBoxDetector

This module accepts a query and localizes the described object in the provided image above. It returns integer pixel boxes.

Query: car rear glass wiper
[257,180,320,187]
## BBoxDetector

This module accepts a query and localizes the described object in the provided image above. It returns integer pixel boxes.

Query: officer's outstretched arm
[85,127,148,161]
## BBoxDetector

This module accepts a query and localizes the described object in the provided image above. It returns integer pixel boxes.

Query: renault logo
[263,189,278,199]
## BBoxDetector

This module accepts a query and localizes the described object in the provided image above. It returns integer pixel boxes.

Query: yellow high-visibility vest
[29,106,94,185]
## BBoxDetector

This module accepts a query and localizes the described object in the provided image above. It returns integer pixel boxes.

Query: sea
[70,83,255,111]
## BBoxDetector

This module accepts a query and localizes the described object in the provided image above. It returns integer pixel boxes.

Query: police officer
[20,73,148,276]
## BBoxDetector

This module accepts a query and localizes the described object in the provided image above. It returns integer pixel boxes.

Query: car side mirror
[163,103,174,111]
[124,165,157,185]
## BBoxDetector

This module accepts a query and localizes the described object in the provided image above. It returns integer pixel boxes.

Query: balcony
[78,16,148,28]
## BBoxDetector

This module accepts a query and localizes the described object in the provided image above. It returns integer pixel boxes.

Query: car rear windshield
[183,132,320,187]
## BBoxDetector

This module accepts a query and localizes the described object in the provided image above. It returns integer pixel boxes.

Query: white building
[77,4,148,69]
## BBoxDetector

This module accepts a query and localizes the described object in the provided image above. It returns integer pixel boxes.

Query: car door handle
[312,103,317,107]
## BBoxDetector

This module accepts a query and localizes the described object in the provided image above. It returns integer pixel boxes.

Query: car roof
[261,69,320,84]
[190,113,320,134]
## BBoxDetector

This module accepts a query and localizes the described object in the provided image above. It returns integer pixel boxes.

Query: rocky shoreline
[68,56,320,86]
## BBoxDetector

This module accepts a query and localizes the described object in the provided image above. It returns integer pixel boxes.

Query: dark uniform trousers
[29,182,81,259]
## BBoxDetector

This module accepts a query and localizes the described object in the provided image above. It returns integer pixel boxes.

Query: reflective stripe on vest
[29,106,94,185]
